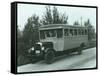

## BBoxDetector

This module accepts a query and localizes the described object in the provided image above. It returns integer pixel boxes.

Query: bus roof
[39,24,87,30]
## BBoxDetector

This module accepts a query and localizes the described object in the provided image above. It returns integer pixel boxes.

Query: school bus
[28,24,88,64]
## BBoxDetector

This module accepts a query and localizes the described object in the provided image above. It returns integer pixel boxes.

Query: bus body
[27,24,88,64]
[39,24,88,52]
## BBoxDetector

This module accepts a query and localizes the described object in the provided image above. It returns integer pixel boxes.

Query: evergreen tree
[84,19,91,27]
[73,21,80,25]
[84,19,95,40]
[23,14,40,50]
[42,6,53,25]
[41,6,68,25]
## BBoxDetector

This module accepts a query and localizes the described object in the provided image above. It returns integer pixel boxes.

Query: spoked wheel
[44,49,55,64]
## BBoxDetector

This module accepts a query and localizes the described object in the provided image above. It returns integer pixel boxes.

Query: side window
[57,29,63,38]
[46,30,50,37]
[69,29,73,36]
[64,29,69,36]
[78,29,81,35]
[74,29,77,35]
[85,29,88,35]
[82,29,84,35]
[81,29,83,35]
[50,30,56,37]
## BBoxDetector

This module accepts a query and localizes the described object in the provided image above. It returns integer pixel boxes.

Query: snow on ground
[17,47,96,73]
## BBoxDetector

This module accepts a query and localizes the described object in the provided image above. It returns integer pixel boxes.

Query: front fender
[44,48,49,53]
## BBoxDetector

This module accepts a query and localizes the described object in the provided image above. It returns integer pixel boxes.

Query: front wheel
[44,49,55,64]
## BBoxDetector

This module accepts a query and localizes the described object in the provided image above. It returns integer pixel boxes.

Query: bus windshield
[40,29,56,39]
[40,30,45,39]
[45,30,56,37]
[40,29,63,39]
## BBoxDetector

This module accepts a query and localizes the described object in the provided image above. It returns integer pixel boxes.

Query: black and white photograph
[11,2,97,74]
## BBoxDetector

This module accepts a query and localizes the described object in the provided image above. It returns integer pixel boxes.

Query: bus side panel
[63,35,88,51]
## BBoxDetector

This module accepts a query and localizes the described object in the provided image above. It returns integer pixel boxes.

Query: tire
[44,49,55,64]
[77,43,85,55]
[77,46,83,55]
[77,47,82,55]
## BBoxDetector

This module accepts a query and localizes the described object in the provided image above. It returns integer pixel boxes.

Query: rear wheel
[77,47,82,55]
[44,49,55,64]
[77,43,84,55]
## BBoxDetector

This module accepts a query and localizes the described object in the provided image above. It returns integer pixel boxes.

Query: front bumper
[26,50,44,58]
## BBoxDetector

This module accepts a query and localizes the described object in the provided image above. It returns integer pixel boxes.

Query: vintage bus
[28,24,88,64]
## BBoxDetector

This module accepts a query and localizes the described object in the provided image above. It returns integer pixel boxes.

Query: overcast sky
[17,3,96,31]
